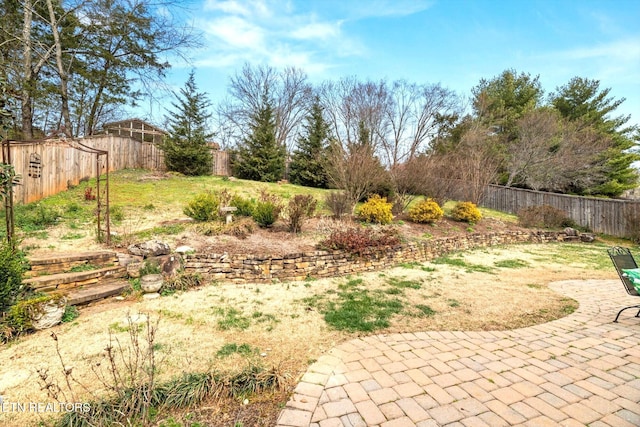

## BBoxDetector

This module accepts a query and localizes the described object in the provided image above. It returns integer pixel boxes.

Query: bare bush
[518,205,575,229]
[450,127,501,204]
[325,142,388,209]
[391,154,462,208]
[284,194,317,233]
[324,191,353,220]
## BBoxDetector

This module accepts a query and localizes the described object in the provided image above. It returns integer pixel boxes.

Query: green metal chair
[607,246,640,322]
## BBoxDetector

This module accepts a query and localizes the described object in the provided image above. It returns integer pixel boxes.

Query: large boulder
[156,254,183,276]
[128,240,171,258]
[126,254,183,278]
[116,253,143,267]
[580,233,596,243]
[31,297,67,330]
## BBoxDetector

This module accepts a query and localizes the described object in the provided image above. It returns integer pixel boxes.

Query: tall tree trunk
[46,0,72,138]
[21,0,34,139]
[87,72,108,135]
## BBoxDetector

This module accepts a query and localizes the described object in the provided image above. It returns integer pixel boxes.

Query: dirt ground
[22,207,526,258]
[4,212,617,426]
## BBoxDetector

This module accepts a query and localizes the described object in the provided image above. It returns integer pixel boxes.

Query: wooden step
[24,266,127,292]
[66,279,131,305]
[27,251,119,277]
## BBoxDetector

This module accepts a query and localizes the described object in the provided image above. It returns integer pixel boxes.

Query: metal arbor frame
[1,138,111,245]
[1,139,15,243]
[69,139,111,245]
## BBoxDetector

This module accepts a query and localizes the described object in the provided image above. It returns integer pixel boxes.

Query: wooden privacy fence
[481,184,640,238]
[3,135,230,204]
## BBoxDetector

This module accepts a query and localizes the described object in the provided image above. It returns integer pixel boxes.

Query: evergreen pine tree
[233,95,285,182]
[551,77,639,196]
[161,71,213,176]
[289,97,330,188]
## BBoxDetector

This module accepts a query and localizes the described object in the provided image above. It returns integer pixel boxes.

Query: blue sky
[143,0,640,127]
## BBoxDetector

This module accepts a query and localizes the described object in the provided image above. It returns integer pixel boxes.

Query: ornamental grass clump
[450,201,482,224]
[408,198,444,224]
[357,195,393,225]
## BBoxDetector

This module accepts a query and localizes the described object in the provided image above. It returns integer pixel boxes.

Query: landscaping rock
[128,240,171,258]
[127,261,143,278]
[580,233,595,242]
[146,254,183,277]
[564,227,579,236]
[175,245,195,254]
[116,253,142,267]
[32,297,67,330]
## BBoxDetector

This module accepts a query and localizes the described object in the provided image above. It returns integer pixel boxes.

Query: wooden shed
[101,118,167,144]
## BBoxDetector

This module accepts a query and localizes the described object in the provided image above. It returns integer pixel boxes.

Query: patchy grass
[386,277,422,289]
[2,168,334,243]
[432,254,496,274]
[214,307,252,331]
[494,259,530,269]
[304,277,404,332]
[216,343,259,358]
[414,304,437,317]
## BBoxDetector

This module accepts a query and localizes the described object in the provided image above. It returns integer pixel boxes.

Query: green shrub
[61,305,80,323]
[230,194,256,217]
[450,201,482,223]
[357,195,393,225]
[183,192,220,222]
[325,191,352,220]
[251,191,282,228]
[285,194,317,233]
[252,201,280,228]
[161,138,213,177]
[408,199,444,224]
[0,240,28,313]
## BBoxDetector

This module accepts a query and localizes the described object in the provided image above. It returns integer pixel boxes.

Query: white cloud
[193,0,366,77]
[561,38,640,62]
[203,16,266,50]
[543,38,640,86]
[204,0,251,16]
[340,0,434,19]
[192,0,434,78]
[290,21,343,41]
[204,0,272,19]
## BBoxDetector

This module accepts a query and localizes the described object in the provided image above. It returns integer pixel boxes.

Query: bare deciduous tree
[451,125,502,204]
[318,77,391,152]
[325,141,388,210]
[6,0,197,138]
[391,154,461,210]
[382,81,460,167]
[504,109,612,193]
[504,108,560,187]
[218,63,310,153]
[525,120,610,192]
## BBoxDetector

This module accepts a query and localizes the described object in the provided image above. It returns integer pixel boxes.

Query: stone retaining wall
[184,230,573,283]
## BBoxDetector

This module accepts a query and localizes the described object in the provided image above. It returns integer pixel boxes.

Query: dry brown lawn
[0,234,617,426]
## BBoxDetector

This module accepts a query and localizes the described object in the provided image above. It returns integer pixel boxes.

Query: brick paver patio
[276,279,640,426]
